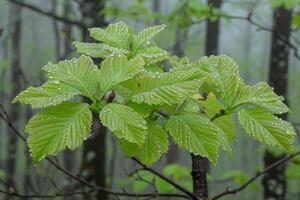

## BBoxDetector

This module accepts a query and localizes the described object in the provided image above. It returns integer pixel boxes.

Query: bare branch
[212,151,300,200]
[6,0,87,29]
[193,12,300,61]
[223,12,300,61]
[132,158,198,200]
[0,188,94,199]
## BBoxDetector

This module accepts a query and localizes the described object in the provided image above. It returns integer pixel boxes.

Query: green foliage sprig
[13,22,295,165]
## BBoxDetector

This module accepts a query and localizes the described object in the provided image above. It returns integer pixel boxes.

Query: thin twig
[193,12,300,61]
[0,188,94,199]
[132,158,197,200]
[6,0,86,29]
[212,151,300,200]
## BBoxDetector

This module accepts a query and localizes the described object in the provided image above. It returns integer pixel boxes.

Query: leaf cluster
[13,22,295,165]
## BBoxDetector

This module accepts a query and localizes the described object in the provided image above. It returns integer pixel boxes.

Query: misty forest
[1,0,300,200]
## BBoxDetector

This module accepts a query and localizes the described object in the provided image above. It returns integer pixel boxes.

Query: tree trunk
[62,1,73,59]
[205,0,222,56]
[78,1,108,199]
[191,1,222,199]
[81,117,107,200]
[51,0,61,61]
[262,6,292,200]
[6,0,23,198]
[23,108,34,195]
[152,0,160,25]
[191,154,209,200]
[0,6,11,172]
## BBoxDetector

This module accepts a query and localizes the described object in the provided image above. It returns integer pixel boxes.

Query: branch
[212,151,300,200]
[132,158,198,200]
[222,12,300,61]
[0,104,188,199]
[0,188,94,199]
[193,12,300,62]
[6,0,87,29]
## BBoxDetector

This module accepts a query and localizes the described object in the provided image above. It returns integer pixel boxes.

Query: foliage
[268,0,300,28]
[13,22,295,165]
[130,164,192,193]
[219,170,260,191]
[268,0,300,9]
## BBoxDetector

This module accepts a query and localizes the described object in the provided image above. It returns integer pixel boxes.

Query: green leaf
[0,169,4,179]
[292,11,300,27]
[100,103,147,145]
[133,180,149,192]
[199,93,235,140]
[99,55,144,97]
[163,164,191,181]
[120,121,168,165]
[26,103,92,163]
[166,113,220,164]
[144,64,164,73]
[198,93,235,155]
[213,116,235,156]
[127,102,160,117]
[89,22,131,49]
[286,163,300,179]
[12,81,79,108]
[163,164,192,192]
[198,93,224,118]
[74,42,129,58]
[220,170,256,189]
[131,171,154,192]
[133,24,166,50]
[233,82,289,114]
[238,108,295,151]
[123,68,202,105]
[136,45,167,64]
[193,55,240,108]
[43,55,99,101]
[168,55,190,68]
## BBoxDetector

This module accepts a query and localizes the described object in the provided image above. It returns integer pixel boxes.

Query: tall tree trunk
[79,1,107,199]
[152,0,160,25]
[191,1,222,199]
[191,154,209,200]
[205,0,222,56]
[0,8,11,171]
[51,0,61,61]
[262,6,292,200]
[62,1,73,59]
[23,108,34,195]
[82,120,107,199]
[6,0,23,198]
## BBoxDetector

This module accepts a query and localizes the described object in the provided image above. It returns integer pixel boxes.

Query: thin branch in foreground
[0,188,94,199]
[6,0,87,29]
[132,158,197,200]
[0,104,189,199]
[212,151,300,200]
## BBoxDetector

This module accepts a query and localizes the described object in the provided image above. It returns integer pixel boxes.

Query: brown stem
[191,154,208,200]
